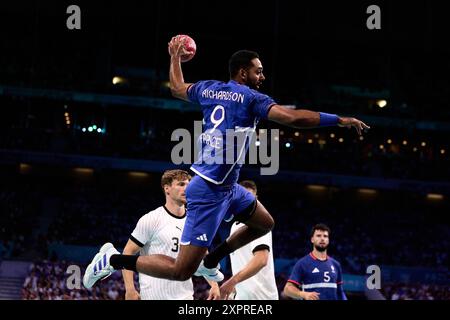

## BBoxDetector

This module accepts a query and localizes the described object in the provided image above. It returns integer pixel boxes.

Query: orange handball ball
[177,34,196,63]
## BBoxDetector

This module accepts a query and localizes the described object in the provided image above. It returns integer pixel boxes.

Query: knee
[262,214,275,233]
[268,216,275,231]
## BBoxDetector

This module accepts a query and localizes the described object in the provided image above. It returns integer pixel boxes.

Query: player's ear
[164,184,170,194]
[239,68,247,81]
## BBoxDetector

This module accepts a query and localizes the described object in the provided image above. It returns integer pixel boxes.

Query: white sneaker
[194,260,224,282]
[83,243,119,289]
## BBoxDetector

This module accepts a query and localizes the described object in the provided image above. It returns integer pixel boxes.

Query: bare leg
[226,200,274,250]
[203,200,274,268]
[136,245,207,281]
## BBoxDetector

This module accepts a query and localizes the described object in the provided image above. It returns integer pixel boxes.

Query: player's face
[167,178,190,204]
[244,58,265,90]
[311,230,329,252]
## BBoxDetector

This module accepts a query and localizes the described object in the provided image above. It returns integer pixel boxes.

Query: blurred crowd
[381,283,450,300]
[21,260,219,300]
[2,171,448,277]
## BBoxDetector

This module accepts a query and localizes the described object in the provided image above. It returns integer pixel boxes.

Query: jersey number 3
[171,237,179,252]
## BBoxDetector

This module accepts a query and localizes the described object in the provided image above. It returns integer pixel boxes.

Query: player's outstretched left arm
[268,105,370,135]
[168,36,193,101]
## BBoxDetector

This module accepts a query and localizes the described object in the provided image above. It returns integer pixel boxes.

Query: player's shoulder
[138,206,165,222]
[328,256,342,267]
[195,79,224,88]
[296,254,313,265]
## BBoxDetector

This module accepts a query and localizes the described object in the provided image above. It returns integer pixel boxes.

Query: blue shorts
[181,175,256,247]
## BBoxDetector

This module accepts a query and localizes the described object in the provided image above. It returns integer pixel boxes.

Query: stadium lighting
[64,112,69,117]
[376,100,387,108]
[19,163,32,174]
[427,193,444,201]
[294,132,300,137]
[402,140,408,146]
[358,188,377,195]
[97,128,102,133]
[306,185,327,192]
[413,147,418,152]
[285,142,291,148]
[82,128,86,132]
[387,139,392,144]
[441,149,446,155]
[73,168,94,175]
[112,76,126,85]
[421,142,426,147]
[92,125,97,130]
[88,127,93,132]
[129,172,149,178]
[379,144,384,150]
[338,138,344,143]
[308,139,313,144]
[330,133,335,138]
[359,136,364,141]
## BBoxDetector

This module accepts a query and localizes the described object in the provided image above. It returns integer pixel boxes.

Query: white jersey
[229,222,279,300]
[130,206,194,300]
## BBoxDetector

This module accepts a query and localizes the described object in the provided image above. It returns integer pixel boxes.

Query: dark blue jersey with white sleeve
[187,80,276,185]
[288,252,347,300]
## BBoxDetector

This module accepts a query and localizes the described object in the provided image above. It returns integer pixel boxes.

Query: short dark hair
[239,180,257,194]
[310,224,331,238]
[161,169,191,192]
[229,50,260,78]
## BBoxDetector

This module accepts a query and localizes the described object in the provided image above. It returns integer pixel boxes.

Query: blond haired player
[121,170,219,299]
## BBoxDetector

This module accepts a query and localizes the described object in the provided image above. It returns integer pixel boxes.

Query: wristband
[319,112,340,127]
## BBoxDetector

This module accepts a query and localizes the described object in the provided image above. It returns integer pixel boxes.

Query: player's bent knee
[262,214,275,232]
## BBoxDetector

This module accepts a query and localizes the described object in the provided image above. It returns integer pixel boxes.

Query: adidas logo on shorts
[196,234,208,241]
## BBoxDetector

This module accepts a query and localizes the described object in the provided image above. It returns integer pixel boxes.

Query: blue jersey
[187,80,276,185]
[288,252,347,300]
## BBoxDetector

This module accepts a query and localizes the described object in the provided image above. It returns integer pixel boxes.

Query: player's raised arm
[267,104,370,135]
[168,36,193,102]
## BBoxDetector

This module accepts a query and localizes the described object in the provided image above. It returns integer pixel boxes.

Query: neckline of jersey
[163,205,186,219]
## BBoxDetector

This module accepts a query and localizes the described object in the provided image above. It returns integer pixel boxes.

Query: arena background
[0,0,448,301]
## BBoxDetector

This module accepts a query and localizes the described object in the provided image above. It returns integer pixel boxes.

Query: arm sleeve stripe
[287,279,301,286]
[252,244,270,253]
[130,235,144,247]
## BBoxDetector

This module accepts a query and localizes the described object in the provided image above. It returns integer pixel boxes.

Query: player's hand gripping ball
[177,34,196,62]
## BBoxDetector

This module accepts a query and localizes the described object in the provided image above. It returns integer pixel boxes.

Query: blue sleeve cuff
[319,112,339,127]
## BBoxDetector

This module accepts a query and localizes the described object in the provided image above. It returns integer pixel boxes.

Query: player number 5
[324,271,331,282]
